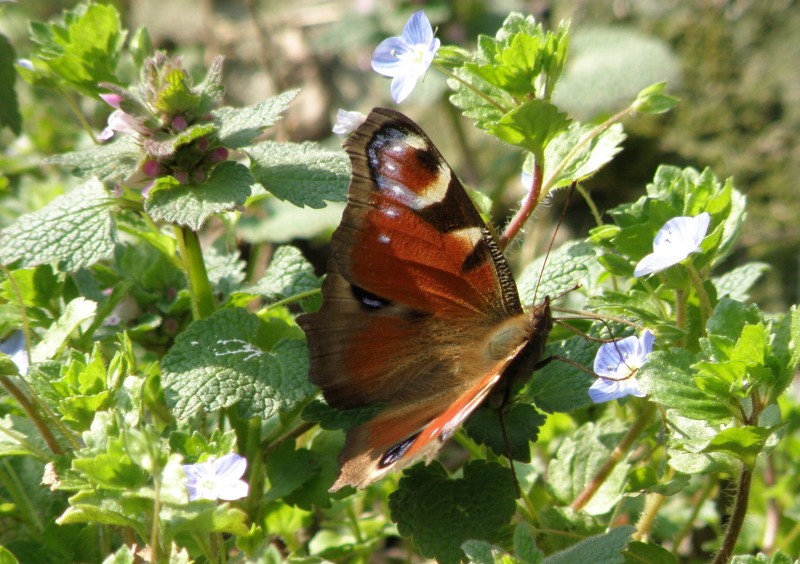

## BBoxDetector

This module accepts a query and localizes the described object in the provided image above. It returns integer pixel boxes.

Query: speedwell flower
[182,453,249,502]
[371,10,440,103]
[589,330,654,403]
[332,109,367,136]
[633,212,711,277]
[0,331,28,376]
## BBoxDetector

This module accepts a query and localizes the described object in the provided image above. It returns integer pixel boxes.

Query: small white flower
[182,453,249,501]
[371,10,441,103]
[633,212,711,277]
[0,331,28,376]
[332,109,367,136]
[589,330,654,403]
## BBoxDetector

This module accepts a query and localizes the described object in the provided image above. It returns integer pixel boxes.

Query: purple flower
[371,10,440,103]
[182,453,249,501]
[634,213,711,277]
[100,93,123,109]
[589,331,654,403]
[100,110,151,141]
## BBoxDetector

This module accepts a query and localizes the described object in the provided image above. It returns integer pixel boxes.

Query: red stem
[499,161,543,250]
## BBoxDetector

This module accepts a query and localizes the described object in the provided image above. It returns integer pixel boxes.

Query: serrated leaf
[214,89,299,148]
[0,179,117,271]
[264,441,319,503]
[45,136,142,180]
[488,100,570,156]
[517,240,598,304]
[145,161,254,230]
[544,526,634,564]
[161,308,314,419]
[548,421,629,515]
[240,246,319,301]
[712,262,768,301]
[702,426,773,470]
[389,461,516,564]
[770,306,800,400]
[637,349,732,423]
[0,34,21,135]
[542,122,626,190]
[58,490,149,536]
[143,123,215,160]
[464,403,545,462]
[32,297,97,363]
[301,399,383,431]
[247,140,349,208]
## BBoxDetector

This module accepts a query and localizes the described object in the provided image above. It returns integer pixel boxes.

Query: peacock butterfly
[298,108,553,491]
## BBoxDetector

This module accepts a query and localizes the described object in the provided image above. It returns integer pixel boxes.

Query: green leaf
[45,136,141,181]
[301,399,383,431]
[488,100,570,157]
[712,262,769,302]
[143,123,215,160]
[238,198,344,244]
[389,461,516,564]
[526,334,596,413]
[638,349,733,423]
[247,140,349,208]
[731,551,800,564]
[623,541,678,564]
[514,523,545,564]
[517,240,598,304]
[0,34,21,135]
[214,89,299,148]
[632,82,680,114]
[541,122,626,190]
[264,441,319,504]
[0,546,20,564]
[240,246,319,301]
[161,308,314,419]
[702,426,773,470]
[548,421,629,515]
[32,297,97,363]
[0,179,117,271]
[543,526,634,564]
[26,3,125,98]
[770,306,800,400]
[145,161,254,230]
[464,403,546,462]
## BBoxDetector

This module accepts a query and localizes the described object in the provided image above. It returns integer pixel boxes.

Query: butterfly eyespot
[379,433,420,468]
[351,284,391,311]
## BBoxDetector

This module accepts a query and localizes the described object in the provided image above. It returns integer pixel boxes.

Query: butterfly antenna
[532,181,577,305]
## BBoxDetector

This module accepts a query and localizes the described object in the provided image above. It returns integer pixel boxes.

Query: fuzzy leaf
[161,308,314,419]
[145,161,254,230]
[544,526,634,564]
[488,100,570,156]
[389,461,516,564]
[214,89,299,148]
[240,246,319,301]
[526,334,597,413]
[464,403,546,462]
[0,180,117,271]
[247,140,349,208]
[712,262,769,301]
[0,34,21,135]
[45,136,140,181]
[541,122,626,190]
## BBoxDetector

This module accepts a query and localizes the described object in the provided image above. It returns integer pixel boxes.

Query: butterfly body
[298,108,552,490]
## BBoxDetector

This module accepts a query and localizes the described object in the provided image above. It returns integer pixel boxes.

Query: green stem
[633,490,667,542]
[0,375,65,455]
[712,466,752,564]
[245,417,264,520]
[263,288,321,312]
[639,278,670,319]
[576,183,603,228]
[174,227,215,320]
[433,62,508,113]
[686,263,714,327]
[347,504,364,544]
[570,401,654,511]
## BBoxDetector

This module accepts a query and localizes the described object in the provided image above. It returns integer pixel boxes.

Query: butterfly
[298,108,553,491]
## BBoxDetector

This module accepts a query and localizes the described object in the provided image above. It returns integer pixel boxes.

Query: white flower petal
[371,37,412,76]
[215,479,249,501]
[589,376,645,403]
[636,213,710,277]
[332,109,367,135]
[212,453,247,480]
[391,72,422,103]
[402,10,434,45]
[0,331,28,376]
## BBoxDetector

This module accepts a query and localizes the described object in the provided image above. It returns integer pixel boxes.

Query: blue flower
[0,331,29,376]
[589,331,654,403]
[371,10,440,103]
[634,212,711,277]
[182,453,249,501]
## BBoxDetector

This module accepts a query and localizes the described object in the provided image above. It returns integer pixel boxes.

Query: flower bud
[100,93,123,109]
[141,160,162,177]
[210,147,229,163]
[172,115,188,131]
